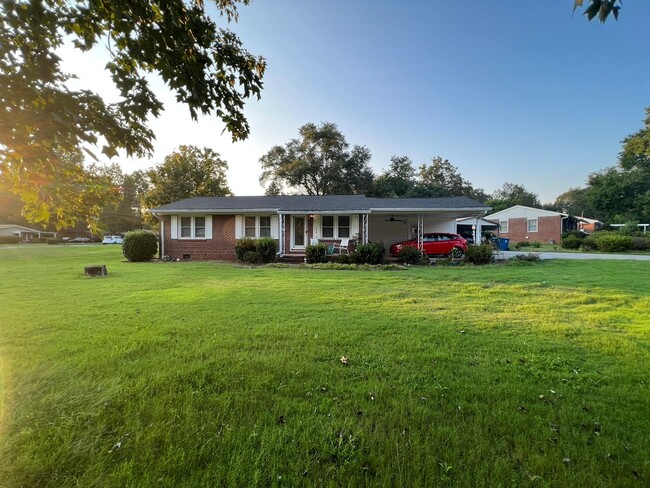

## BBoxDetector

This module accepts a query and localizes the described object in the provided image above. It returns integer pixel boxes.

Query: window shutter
[171,215,178,239]
[205,215,212,239]
[235,215,243,239]
[350,214,359,238]
[312,215,321,239]
[270,215,279,239]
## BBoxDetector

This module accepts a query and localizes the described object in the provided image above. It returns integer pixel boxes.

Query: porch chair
[331,237,350,254]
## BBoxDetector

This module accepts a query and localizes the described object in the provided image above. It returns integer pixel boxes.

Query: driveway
[497,250,650,261]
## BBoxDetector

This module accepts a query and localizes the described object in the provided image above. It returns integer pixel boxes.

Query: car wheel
[449,247,464,259]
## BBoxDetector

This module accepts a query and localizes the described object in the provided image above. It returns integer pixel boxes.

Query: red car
[390,233,468,258]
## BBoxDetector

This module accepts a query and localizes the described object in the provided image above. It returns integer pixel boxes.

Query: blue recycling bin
[498,238,510,251]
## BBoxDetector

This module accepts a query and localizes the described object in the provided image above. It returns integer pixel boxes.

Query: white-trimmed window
[322,215,350,239]
[179,216,207,239]
[243,215,274,238]
[499,220,508,233]
[527,218,538,232]
[259,216,272,237]
[245,216,256,237]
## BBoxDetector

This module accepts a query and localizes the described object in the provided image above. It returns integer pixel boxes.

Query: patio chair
[331,237,350,254]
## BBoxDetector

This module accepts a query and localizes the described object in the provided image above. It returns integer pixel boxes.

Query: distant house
[0,224,56,242]
[150,194,490,261]
[483,206,583,244]
[577,217,602,234]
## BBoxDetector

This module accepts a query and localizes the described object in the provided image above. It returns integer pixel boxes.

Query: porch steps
[278,254,306,264]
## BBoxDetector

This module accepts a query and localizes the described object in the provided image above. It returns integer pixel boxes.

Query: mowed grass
[0,246,649,487]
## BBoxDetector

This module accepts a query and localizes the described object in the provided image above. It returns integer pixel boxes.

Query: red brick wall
[499,215,562,244]
[162,215,238,261]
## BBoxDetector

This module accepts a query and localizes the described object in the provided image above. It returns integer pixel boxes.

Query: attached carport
[362,197,491,253]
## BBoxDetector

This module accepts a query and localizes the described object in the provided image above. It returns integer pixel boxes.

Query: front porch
[277,211,480,257]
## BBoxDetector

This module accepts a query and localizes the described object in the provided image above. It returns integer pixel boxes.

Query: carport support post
[417,213,424,253]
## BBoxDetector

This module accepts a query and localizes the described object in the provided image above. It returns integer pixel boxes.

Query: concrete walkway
[497,250,650,261]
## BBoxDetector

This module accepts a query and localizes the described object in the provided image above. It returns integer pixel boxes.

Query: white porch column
[417,213,424,252]
[362,213,369,244]
[279,214,285,255]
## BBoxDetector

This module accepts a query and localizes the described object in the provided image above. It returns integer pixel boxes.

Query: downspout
[560,215,568,244]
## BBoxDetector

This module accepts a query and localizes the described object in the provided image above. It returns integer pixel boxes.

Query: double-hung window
[245,216,257,237]
[244,216,273,238]
[527,218,538,232]
[179,216,207,238]
[259,216,272,237]
[499,220,508,233]
[321,215,350,239]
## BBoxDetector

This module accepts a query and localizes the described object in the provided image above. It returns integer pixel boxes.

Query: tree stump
[84,265,108,277]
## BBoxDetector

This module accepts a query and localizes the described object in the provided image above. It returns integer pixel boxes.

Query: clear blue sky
[66,0,650,202]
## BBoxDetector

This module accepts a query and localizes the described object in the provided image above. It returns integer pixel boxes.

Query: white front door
[291,215,307,250]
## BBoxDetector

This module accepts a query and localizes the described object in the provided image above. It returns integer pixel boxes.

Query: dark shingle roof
[151,195,489,213]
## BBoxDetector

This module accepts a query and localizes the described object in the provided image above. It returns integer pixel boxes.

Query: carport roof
[151,195,490,214]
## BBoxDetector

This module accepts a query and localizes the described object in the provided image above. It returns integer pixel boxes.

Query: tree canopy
[573,0,621,22]
[259,122,374,196]
[369,155,487,201]
[587,110,650,223]
[90,163,149,233]
[486,182,540,213]
[142,145,231,214]
[0,0,264,230]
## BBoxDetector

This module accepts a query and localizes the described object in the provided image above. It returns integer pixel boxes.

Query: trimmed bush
[242,251,262,264]
[561,235,582,249]
[464,244,494,265]
[334,253,354,264]
[46,238,61,245]
[0,236,21,244]
[255,237,277,263]
[235,238,256,262]
[530,241,541,248]
[581,236,598,251]
[397,246,422,265]
[305,243,328,263]
[631,237,648,251]
[122,230,158,262]
[514,241,530,249]
[353,242,385,265]
[562,230,586,240]
[594,234,633,252]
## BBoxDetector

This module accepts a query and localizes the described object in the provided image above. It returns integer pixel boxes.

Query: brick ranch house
[150,195,490,261]
[483,205,587,244]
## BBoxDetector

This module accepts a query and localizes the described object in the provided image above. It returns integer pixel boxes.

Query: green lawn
[0,245,649,487]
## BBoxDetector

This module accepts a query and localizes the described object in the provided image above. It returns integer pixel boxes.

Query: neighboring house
[577,217,602,234]
[150,195,490,260]
[0,224,56,241]
[483,206,582,244]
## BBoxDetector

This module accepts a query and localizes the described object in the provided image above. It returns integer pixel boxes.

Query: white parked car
[102,235,123,245]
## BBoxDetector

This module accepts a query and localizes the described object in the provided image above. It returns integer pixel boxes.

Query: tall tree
[587,108,650,223]
[368,156,417,198]
[415,157,487,200]
[1,0,265,230]
[259,122,374,195]
[91,163,149,233]
[549,187,596,217]
[487,182,540,213]
[143,146,231,211]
